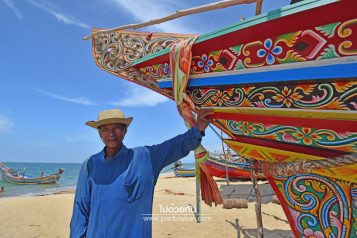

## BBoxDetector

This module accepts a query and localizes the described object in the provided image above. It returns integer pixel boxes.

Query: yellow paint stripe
[313,164,357,182]
[203,107,357,121]
[224,140,324,162]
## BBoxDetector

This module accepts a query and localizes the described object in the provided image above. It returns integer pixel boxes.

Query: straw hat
[85,109,133,129]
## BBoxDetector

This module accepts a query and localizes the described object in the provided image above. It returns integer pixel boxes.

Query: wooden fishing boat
[0,163,64,185]
[204,152,265,179]
[88,0,357,237]
[174,167,196,177]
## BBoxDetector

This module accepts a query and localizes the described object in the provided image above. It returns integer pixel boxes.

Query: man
[70,108,213,238]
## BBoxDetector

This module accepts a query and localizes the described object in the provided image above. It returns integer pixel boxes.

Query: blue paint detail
[158,62,357,89]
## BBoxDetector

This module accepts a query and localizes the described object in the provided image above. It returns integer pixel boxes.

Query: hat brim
[85,117,133,129]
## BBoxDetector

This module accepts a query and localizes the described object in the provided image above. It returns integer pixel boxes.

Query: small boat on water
[0,162,64,185]
[174,167,196,177]
[203,152,265,180]
[173,161,195,177]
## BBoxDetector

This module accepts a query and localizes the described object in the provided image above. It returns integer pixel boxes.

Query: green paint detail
[260,151,270,160]
[295,84,334,107]
[317,44,339,60]
[229,45,243,56]
[353,208,357,229]
[341,86,357,100]
[209,50,221,58]
[276,32,300,46]
[315,22,340,38]
[277,51,305,64]
[301,219,308,229]
[234,60,245,70]
[214,67,226,73]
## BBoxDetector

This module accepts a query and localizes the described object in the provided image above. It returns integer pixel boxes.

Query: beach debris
[164,189,186,195]
[222,199,248,209]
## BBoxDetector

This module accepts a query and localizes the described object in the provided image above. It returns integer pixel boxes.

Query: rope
[261,153,357,176]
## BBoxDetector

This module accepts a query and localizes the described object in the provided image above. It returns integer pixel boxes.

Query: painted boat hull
[2,173,62,185]
[203,158,265,179]
[174,168,195,177]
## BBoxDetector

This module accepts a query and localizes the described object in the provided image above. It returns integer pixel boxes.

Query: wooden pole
[84,0,258,40]
[221,131,230,186]
[252,164,264,238]
[255,0,263,15]
[195,161,201,223]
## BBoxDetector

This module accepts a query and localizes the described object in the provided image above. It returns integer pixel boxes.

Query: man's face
[98,123,127,149]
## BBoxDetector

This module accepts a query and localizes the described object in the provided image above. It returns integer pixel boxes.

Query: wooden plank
[84,0,258,40]
[255,0,263,15]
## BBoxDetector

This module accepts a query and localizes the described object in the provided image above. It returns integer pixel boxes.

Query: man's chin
[107,142,122,148]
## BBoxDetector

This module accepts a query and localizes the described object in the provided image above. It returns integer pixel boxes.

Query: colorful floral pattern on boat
[93,31,190,72]
[136,19,357,81]
[92,31,192,99]
[190,20,357,74]
[188,81,357,110]
[269,174,357,238]
[214,119,357,153]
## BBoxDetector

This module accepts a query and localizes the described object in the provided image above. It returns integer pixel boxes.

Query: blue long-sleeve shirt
[70,127,203,238]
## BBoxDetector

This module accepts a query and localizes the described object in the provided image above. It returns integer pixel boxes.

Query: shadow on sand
[219,182,274,203]
[225,218,294,238]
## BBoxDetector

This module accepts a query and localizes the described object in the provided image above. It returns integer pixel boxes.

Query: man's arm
[147,109,213,179]
[147,126,203,179]
[70,160,91,238]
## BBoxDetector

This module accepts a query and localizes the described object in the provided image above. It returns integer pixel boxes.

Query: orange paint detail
[269,153,291,162]
[248,149,266,160]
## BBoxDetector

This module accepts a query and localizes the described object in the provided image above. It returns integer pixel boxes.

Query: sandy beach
[0,175,293,238]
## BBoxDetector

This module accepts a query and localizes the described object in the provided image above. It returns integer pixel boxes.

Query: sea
[0,162,195,198]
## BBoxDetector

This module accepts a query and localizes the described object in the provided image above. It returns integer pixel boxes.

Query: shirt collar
[99,145,128,162]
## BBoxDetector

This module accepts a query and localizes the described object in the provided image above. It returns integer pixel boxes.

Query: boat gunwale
[130,0,339,67]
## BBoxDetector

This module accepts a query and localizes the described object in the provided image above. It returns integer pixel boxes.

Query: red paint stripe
[226,137,346,158]
[135,0,356,68]
[209,112,357,132]
[203,161,254,179]
[193,0,356,55]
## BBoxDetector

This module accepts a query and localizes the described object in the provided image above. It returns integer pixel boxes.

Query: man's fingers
[197,109,214,119]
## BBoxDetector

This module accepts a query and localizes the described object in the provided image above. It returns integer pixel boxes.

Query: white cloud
[0,115,14,133]
[110,0,195,33]
[110,87,169,107]
[34,88,97,106]
[26,0,90,29]
[2,0,23,19]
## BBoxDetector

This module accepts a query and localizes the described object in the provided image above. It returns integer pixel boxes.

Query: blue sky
[0,0,290,163]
